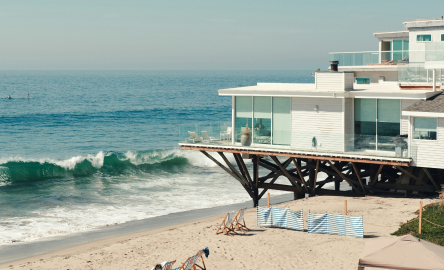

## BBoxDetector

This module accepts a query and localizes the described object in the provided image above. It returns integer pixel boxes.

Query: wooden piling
[344,200,347,216]
[267,193,270,208]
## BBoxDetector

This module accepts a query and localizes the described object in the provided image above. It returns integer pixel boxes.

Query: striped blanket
[257,207,303,231]
[308,213,363,238]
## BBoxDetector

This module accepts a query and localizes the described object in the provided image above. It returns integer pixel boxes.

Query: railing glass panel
[179,123,411,159]
[329,52,379,66]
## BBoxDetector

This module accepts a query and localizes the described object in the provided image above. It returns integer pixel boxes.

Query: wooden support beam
[396,166,433,191]
[258,175,280,200]
[181,145,410,166]
[291,158,309,193]
[326,160,360,194]
[258,183,302,192]
[306,162,360,187]
[270,156,303,193]
[200,151,254,198]
[259,159,304,184]
[370,164,384,186]
[218,152,249,186]
[252,155,259,207]
[351,162,366,195]
[234,153,254,188]
[423,168,439,190]
[312,159,320,194]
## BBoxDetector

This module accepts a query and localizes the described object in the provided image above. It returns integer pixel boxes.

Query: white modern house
[180,18,444,205]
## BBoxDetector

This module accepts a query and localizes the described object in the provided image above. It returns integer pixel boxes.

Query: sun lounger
[174,255,199,270]
[186,131,202,143]
[200,131,217,144]
[194,247,209,270]
[162,260,176,270]
[232,208,250,233]
[214,211,237,236]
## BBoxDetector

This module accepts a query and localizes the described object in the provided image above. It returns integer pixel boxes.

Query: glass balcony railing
[179,123,412,159]
[329,50,411,66]
[329,51,379,66]
[398,62,444,83]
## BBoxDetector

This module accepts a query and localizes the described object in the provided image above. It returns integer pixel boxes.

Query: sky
[1,0,443,70]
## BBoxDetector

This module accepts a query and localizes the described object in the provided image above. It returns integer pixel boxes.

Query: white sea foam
[0,167,287,246]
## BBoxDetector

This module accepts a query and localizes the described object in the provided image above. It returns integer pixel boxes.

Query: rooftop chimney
[330,61,339,72]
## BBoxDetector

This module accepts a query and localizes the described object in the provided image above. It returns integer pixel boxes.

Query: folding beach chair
[232,208,250,233]
[214,211,237,236]
[162,260,176,270]
[194,248,209,270]
[174,255,198,270]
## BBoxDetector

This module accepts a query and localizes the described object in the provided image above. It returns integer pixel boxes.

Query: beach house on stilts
[179,18,444,206]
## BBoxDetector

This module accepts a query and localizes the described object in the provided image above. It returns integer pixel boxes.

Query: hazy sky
[1,0,443,70]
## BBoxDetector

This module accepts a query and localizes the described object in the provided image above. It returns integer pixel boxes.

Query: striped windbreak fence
[257,207,303,231]
[308,213,363,238]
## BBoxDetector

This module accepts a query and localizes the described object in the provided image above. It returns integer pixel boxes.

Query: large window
[417,34,432,42]
[272,97,291,145]
[354,99,400,151]
[235,96,252,143]
[253,97,272,144]
[234,96,290,145]
[414,117,437,140]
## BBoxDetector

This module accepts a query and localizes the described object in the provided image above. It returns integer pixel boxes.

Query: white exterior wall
[291,97,344,152]
[411,117,444,169]
[409,29,444,62]
[315,73,353,90]
[353,71,398,83]
[401,99,417,135]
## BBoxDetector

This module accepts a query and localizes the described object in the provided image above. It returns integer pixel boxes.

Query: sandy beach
[0,195,434,270]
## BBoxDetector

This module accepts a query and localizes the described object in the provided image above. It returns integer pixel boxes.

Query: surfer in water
[27,93,29,99]
[7,95,11,99]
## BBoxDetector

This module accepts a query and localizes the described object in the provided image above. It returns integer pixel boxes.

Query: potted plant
[240,122,252,146]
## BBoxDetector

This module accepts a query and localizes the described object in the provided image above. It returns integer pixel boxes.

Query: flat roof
[373,30,408,40]
[218,82,441,100]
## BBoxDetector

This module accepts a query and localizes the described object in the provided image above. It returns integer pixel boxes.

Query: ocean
[0,70,314,246]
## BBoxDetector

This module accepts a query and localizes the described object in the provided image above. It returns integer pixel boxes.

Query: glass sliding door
[253,97,271,144]
[272,97,291,145]
[235,96,252,143]
[354,99,401,151]
[377,99,400,151]
[354,99,377,150]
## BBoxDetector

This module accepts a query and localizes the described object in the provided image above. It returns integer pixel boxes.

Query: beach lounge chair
[194,248,209,270]
[200,131,217,144]
[220,127,232,141]
[174,255,199,270]
[214,211,237,236]
[162,260,176,270]
[186,131,202,143]
[232,208,250,233]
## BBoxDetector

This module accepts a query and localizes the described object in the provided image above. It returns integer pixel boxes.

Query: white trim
[342,97,345,152]
[403,111,444,117]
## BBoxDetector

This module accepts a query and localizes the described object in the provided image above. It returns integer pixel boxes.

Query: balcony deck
[179,141,411,166]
